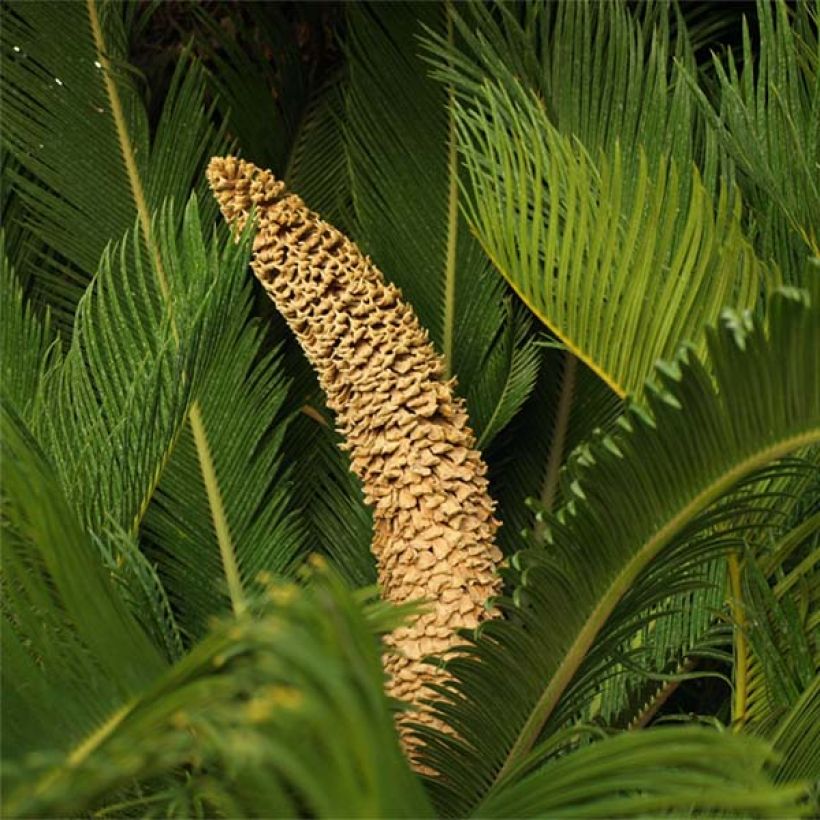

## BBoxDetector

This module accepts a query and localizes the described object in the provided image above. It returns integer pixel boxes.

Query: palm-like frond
[3,0,309,635]
[476,727,807,818]
[436,72,768,400]
[0,232,59,423]
[692,0,819,282]
[32,200,236,538]
[1,401,167,762]
[282,409,376,587]
[2,420,429,817]
[0,0,227,329]
[345,2,538,446]
[141,276,305,641]
[743,499,820,732]
[286,71,356,235]
[770,675,819,805]
[191,2,309,176]
[418,289,819,813]
[426,1,714,205]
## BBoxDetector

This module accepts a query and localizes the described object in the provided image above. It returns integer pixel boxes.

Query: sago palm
[1,0,818,817]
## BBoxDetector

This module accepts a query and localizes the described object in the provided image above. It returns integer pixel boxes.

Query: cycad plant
[1,1,818,817]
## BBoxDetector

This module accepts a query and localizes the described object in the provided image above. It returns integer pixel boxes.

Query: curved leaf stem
[85,0,245,615]
[493,427,820,787]
[479,241,628,399]
[728,551,748,731]
[9,702,133,816]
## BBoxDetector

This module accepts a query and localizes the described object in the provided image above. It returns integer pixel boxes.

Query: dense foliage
[1,1,818,817]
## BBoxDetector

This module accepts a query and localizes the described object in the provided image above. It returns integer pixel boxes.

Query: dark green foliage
[1,1,817,817]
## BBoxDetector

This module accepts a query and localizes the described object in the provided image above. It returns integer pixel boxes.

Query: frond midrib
[492,423,820,788]
[478,235,628,399]
[442,0,459,378]
[84,0,244,614]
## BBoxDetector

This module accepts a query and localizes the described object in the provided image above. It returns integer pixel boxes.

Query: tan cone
[207,156,503,752]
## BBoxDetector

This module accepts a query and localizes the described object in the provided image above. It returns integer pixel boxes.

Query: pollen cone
[207,156,503,755]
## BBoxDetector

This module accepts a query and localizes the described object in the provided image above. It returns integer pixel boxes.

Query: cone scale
[207,157,503,751]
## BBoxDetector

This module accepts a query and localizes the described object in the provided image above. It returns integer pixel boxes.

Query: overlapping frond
[32,200,237,537]
[426,0,712,205]
[476,727,807,818]
[441,74,768,399]
[2,0,308,637]
[692,0,819,282]
[1,402,167,762]
[0,232,59,423]
[418,289,819,813]
[192,2,308,175]
[141,285,305,641]
[1,426,429,817]
[743,497,820,732]
[0,0,227,328]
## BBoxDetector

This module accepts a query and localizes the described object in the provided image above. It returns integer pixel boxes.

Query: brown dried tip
[207,156,503,758]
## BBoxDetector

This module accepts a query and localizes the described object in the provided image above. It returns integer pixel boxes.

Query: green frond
[286,70,355,235]
[2,551,432,818]
[587,455,817,730]
[0,0,227,328]
[282,409,376,587]
[471,304,541,452]
[192,2,308,175]
[693,0,819,281]
[742,496,820,731]
[426,0,709,198]
[0,231,60,423]
[476,727,808,818]
[32,198,240,539]
[445,74,768,399]
[1,400,167,762]
[141,284,306,642]
[417,288,819,814]
[486,345,623,554]
[345,2,535,444]
[770,675,819,803]
[96,525,185,664]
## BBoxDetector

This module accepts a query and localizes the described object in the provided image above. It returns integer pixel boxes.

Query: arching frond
[443,74,768,400]
[283,408,376,587]
[33,199,239,538]
[0,1,227,329]
[418,288,819,814]
[1,427,430,817]
[476,727,807,818]
[426,0,713,204]
[692,0,819,281]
